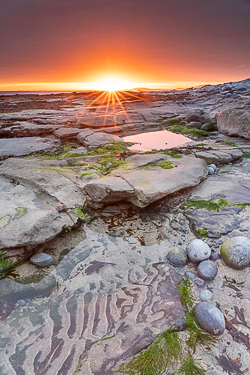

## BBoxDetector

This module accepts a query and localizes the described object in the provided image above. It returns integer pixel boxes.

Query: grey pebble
[166,247,188,267]
[194,302,225,335]
[200,290,213,301]
[209,164,217,171]
[194,278,206,287]
[30,253,54,267]
[187,239,211,263]
[17,300,26,307]
[210,252,221,260]
[197,260,218,281]
[185,271,197,280]
[208,167,215,175]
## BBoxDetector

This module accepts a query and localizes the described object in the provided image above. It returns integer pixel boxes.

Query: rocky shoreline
[0,78,250,374]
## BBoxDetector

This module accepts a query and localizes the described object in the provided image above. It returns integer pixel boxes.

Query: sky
[0,0,250,90]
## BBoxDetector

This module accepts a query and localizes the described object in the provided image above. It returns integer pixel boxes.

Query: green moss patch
[0,251,15,279]
[196,229,208,239]
[184,198,250,211]
[71,206,86,221]
[13,207,27,220]
[243,153,250,158]
[220,141,237,147]
[0,215,11,228]
[140,161,174,170]
[167,125,209,138]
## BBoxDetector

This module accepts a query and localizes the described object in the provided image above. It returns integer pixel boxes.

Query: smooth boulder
[217,108,250,139]
[220,236,250,269]
[194,302,225,336]
[187,239,211,263]
[197,260,218,281]
[166,247,187,267]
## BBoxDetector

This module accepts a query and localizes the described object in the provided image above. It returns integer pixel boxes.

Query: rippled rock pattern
[0,228,185,375]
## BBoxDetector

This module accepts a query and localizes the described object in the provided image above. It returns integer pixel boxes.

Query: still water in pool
[123,129,191,151]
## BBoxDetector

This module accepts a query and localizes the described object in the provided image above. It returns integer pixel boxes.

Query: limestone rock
[220,236,250,269]
[78,131,123,150]
[187,239,211,263]
[0,137,60,159]
[194,302,225,336]
[217,108,250,139]
[84,155,208,208]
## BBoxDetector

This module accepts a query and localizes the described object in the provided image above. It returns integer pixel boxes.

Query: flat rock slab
[0,121,59,137]
[185,207,242,238]
[0,158,86,252]
[195,147,242,165]
[78,131,123,150]
[0,137,60,158]
[0,227,185,375]
[85,154,208,207]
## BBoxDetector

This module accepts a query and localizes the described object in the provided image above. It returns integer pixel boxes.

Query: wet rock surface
[0,79,250,374]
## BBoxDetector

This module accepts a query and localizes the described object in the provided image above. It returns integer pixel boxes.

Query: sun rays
[76,85,149,133]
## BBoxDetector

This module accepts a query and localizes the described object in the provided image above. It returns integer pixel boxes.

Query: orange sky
[0,0,250,91]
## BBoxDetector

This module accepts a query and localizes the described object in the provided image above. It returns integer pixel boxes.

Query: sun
[88,75,136,92]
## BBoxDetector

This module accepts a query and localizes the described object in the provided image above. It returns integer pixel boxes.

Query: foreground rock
[0,227,185,374]
[84,154,208,208]
[0,158,86,256]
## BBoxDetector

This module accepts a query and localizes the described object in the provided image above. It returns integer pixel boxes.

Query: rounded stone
[209,164,217,171]
[17,300,26,307]
[200,290,213,301]
[185,271,197,280]
[166,247,188,267]
[210,252,221,261]
[208,167,215,175]
[187,239,211,263]
[194,277,206,287]
[30,253,54,267]
[220,236,250,269]
[197,260,218,281]
[194,302,225,336]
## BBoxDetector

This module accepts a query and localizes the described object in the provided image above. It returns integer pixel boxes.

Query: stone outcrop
[0,137,60,159]
[0,158,86,255]
[217,107,250,139]
[84,154,208,208]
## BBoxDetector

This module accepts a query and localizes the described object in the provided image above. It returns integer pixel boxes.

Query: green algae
[71,206,86,221]
[220,141,237,147]
[140,161,174,170]
[184,198,250,211]
[0,215,11,228]
[167,125,209,138]
[13,207,27,220]
[0,251,15,279]
[196,229,208,239]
